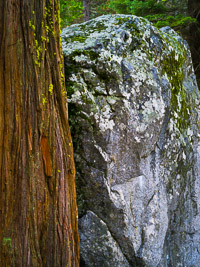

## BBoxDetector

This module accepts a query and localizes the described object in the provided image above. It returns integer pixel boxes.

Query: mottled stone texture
[62,15,200,266]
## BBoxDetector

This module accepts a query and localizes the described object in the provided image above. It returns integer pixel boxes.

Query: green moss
[115,17,140,32]
[79,24,86,31]
[115,17,143,50]
[69,35,87,43]
[66,85,75,97]
[81,94,93,105]
[115,17,132,26]
[94,21,107,32]
[84,50,99,60]
[161,46,189,137]
[68,49,99,61]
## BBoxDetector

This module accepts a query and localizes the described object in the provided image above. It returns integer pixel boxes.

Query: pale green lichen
[29,20,35,31]
[42,95,47,106]
[62,15,199,140]
[49,84,53,95]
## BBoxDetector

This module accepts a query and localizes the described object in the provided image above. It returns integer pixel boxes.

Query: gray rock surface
[62,15,200,266]
[79,211,129,266]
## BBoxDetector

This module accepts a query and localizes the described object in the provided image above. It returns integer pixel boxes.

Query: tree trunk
[0,0,79,266]
[83,0,90,21]
[187,0,200,88]
[188,0,200,17]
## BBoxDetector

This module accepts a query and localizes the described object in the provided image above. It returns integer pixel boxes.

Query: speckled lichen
[62,15,198,137]
[62,15,200,266]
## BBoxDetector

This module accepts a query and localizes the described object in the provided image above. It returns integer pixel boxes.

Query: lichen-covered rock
[79,211,130,266]
[61,15,200,266]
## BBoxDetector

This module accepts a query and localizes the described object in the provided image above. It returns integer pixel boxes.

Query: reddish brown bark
[0,0,79,266]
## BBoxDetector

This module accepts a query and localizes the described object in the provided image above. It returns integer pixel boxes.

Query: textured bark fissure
[83,0,90,22]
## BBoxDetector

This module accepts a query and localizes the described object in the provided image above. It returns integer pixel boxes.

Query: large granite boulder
[61,15,200,266]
